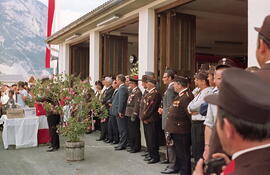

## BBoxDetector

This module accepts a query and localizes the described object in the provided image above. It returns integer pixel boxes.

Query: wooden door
[101,34,128,78]
[69,45,89,80]
[157,11,196,79]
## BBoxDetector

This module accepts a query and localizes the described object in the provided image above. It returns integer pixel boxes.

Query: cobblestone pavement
[0,132,167,175]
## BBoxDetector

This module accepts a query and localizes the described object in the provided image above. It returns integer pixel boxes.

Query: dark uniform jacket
[141,88,162,123]
[125,87,142,118]
[223,146,270,175]
[139,89,148,120]
[110,84,129,117]
[165,89,194,134]
[101,86,115,109]
[162,83,177,129]
[255,63,270,84]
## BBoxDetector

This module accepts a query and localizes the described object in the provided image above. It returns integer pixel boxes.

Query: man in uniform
[141,78,162,164]
[159,70,177,172]
[125,76,142,153]
[193,68,270,175]
[254,15,270,83]
[139,75,150,158]
[163,76,194,175]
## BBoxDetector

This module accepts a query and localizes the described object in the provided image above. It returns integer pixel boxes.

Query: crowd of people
[0,81,34,114]
[0,15,270,175]
[92,15,270,175]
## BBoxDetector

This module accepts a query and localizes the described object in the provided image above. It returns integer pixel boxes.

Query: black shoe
[115,147,126,151]
[145,154,151,159]
[96,138,104,141]
[46,148,57,152]
[148,158,160,164]
[112,141,119,144]
[160,159,169,164]
[126,148,133,152]
[144,157,152,161]
[141,152,149,157]
[129,150,140,153]
[160,168,179,174]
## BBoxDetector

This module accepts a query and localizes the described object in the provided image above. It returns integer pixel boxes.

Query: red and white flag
[45,0,55,68]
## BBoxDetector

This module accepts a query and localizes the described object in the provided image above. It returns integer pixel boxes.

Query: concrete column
[138,8,156,148]
[138,8,155,79]
[89,31,100,86]
[248,0,270,67]
[58,43,70,75]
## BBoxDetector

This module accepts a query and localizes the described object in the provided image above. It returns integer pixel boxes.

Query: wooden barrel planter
[65,141,85,161]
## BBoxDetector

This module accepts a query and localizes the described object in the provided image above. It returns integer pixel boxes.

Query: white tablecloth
[0,115,48,149]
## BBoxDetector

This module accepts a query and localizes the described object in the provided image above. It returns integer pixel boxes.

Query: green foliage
[60,117,90,142]
[32,74,108,142]
[90,96,109,120]
[25,97,35,107]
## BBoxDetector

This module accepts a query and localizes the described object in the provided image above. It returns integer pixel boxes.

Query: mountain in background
[0,0,49,79]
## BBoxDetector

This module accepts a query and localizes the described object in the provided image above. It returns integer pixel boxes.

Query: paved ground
[0,132,167,175]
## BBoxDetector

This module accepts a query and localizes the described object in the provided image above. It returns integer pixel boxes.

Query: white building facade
[47,0,270,85]
[47,0,270,146]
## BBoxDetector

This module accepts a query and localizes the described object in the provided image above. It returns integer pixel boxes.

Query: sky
[37,0,108,31]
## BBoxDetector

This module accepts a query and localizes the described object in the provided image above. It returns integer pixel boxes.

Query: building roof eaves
[46,0,127,43]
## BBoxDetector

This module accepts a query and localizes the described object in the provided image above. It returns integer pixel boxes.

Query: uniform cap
[255,15,270,41]
[216,58,235,70]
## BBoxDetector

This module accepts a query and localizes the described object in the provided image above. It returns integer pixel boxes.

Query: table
[0,115,49,149]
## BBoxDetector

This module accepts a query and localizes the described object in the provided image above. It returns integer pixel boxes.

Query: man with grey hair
[97,77,115,142]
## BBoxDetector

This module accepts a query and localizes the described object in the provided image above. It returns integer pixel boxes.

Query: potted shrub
[33,75,105,161]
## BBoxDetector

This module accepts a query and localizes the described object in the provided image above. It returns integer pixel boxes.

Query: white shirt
[113,88,118,96]
[168,82,174,89]
[179,88,188,96]
[188,87,213,121]
[101,86,106,94]
[192,87,200,96]
[204,87,219,128]
[17,89,28,107]
[119,83,125,88]
[105,86,112,90]
[232,143,270,160]
[1,94,9,104]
